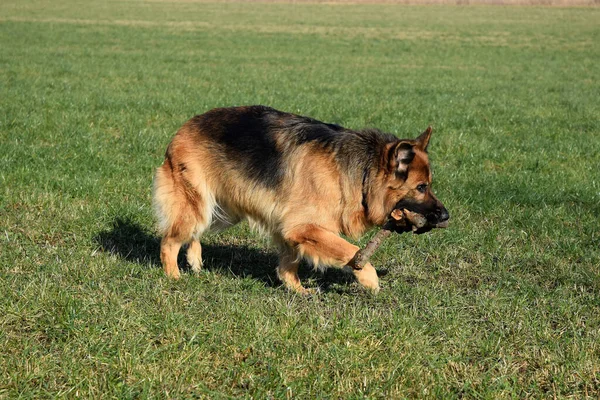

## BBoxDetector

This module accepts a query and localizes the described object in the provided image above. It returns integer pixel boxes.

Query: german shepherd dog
[153,106,448,294]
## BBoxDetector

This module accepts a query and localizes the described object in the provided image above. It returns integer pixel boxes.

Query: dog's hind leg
[161,236,183,279]
[187,202,241,274]
[158,216,199,279]
[187,239,203,273]
[153,158,210,279]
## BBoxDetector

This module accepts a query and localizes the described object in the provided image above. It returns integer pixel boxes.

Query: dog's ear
[389,141,415,175]
[416,126,432,152]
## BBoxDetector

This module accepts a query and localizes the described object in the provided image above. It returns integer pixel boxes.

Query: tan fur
[352,262,380,294]
[153,108,444,293]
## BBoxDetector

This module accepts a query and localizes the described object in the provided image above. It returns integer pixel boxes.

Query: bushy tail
[152,159,177,237]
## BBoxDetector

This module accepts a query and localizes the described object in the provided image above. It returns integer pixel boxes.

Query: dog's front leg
[285,224,380,293]
[351,262,380,294]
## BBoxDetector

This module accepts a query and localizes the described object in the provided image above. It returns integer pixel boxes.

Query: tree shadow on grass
[93,217,355,291]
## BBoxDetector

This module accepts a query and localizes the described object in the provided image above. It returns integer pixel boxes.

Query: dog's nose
[439,207,450,222]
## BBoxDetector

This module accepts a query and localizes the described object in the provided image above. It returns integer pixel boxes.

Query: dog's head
[369,127,449,228]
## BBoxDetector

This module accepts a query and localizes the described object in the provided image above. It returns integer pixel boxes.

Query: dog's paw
[188,257,203,274]
[297,287,321,296]
[353,262,380,294]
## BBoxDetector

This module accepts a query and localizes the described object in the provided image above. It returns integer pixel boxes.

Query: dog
[153,106,449,293]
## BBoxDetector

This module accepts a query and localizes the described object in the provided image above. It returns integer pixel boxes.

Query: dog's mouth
[425,212,450,228]
[435,220,449,228]
[384,208,449,234]
[391,199,449,231]
[411,219,448,234]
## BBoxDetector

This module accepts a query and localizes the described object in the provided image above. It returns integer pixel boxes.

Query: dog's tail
[152,147,213,242]
[152,155,179,237]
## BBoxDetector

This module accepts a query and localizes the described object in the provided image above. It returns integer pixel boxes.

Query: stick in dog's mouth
[350,209,448,270]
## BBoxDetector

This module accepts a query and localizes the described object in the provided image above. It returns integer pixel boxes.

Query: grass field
[1,0,599,398]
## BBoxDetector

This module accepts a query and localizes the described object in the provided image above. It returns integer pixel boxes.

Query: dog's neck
[336,129,395,238]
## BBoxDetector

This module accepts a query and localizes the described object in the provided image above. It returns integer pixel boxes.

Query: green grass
[1,1,599,397]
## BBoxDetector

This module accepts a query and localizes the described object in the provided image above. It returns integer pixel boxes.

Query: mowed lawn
[1,0,599,398]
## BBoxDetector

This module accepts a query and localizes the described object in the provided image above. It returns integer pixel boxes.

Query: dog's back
[153,106,447,293]
[154,106,389,242]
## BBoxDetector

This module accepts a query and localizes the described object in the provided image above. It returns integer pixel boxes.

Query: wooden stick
[350,208,436,270]
[350,228,392,270]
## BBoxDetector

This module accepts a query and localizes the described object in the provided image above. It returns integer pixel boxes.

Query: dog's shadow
[94,217,353,291]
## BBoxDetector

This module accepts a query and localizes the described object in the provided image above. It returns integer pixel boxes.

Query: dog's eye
[416,183,428,193]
